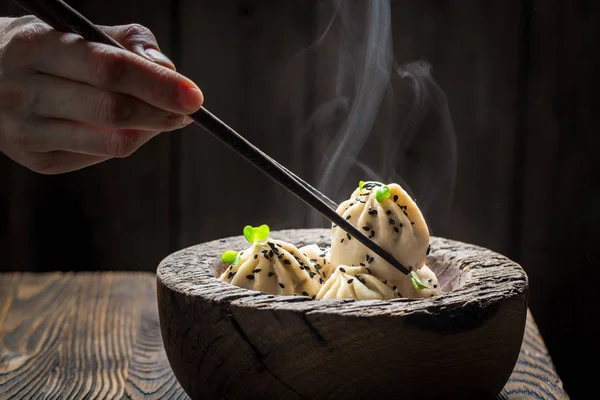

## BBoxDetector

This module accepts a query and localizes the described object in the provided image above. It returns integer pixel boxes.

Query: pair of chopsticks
[12,0,411,276]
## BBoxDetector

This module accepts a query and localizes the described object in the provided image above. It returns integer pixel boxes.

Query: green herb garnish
[243,224,270,244]
[411,271,430,291]
[222,250,240,266]
[376,185,391,203]
[359,180,365,190]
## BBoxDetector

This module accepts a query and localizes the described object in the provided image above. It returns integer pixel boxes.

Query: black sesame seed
[312,295,316,299]
[315,264,321,270]
[392,285,397,290]
[302,291,309,296]
[366,255,370,261]
[261,250,268,254]
[263,254,269,260]
[229,265,233,270]
[341,238,345,243]
[347,278,354,284]
[269,250,274,257]
[268,272,275,277]
[323,272,327,279]
[427,245,431,255]
[279,283,285,288]
[368,209,378,215]
[386,210,391,215]
[246,275,255,280]
[227,272,234,279]
[428,279,433,282]
[403,211,408,217]
[349,203,354,206]
[284,259,291,265]
[393,195,398,202]
[276,243,282,247]
[359,263,366,266]
[394,227,400,233]
[366,267,372,274]
[367,256,374,264]
[339,267,346,273]
[389,218,395,225]
[253,269,261,273]
[346,215,351,220]
[319,277,324,284]
[362,226,370,231]
[399,223,403,228]
[332,224,337,228]
[383,280,388,284]
[411,222,415,225]
[433,284,438,288]
[278,254,284,259]
[369,230,375,238]
[254,254,258,259]
[346,233,351,240]
[309,272,316,278]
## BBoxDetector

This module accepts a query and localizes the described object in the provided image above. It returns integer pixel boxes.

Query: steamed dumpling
[330,181,431,293]
[400,265,442,298]
[316,265,399,300]
[298,244,334,281]
[218,239,323,297]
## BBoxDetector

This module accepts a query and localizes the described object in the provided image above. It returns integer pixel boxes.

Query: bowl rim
[157,228,528,317]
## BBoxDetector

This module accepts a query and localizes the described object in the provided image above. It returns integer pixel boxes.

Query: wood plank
[177,0,317,248]
[0,272,568,399]
[0,1,174,272]
[518,0,599,398]
[0,272,188,399]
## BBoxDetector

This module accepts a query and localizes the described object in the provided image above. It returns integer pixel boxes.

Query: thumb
[98,23,176,71]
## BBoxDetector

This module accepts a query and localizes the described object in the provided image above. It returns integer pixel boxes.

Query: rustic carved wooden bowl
[157,229,528,400]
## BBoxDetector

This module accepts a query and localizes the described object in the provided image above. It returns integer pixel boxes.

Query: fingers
[25,151,110,175]
[25,74,189,131]
[19,117,160,157]
[2,146,110,175]
[98,24,176,71]
[7,25,203,115]
[1,112,164,158]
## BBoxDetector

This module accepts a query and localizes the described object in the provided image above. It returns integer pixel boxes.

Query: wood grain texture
[157,229,528,400]
[0,273,180,399]
[0,270,566,399]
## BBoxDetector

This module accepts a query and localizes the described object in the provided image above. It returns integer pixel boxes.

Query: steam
[282,0,457,232]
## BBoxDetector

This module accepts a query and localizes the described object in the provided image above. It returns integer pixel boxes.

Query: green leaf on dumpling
[359,180,365,190]
[222,250,240,266]
[376,185,391,203]
[411,271,430,291]
[243,224,270,244]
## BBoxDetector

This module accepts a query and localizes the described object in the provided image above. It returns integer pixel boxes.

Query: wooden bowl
[157,229,528,400]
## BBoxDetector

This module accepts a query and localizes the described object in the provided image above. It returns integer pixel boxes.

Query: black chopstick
[11,0,410,276]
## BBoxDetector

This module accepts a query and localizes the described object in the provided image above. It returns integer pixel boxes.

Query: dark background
[0,0,597,398]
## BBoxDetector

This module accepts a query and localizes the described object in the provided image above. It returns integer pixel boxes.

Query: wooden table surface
[0,273,569,399]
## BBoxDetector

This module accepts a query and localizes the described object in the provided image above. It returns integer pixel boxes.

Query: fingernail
[178,82,203,112]
[144,48,176,70]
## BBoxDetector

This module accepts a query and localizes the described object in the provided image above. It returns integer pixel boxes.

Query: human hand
[0,16,203,174]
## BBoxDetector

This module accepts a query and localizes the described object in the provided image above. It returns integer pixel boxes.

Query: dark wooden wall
[0,1,597,398]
